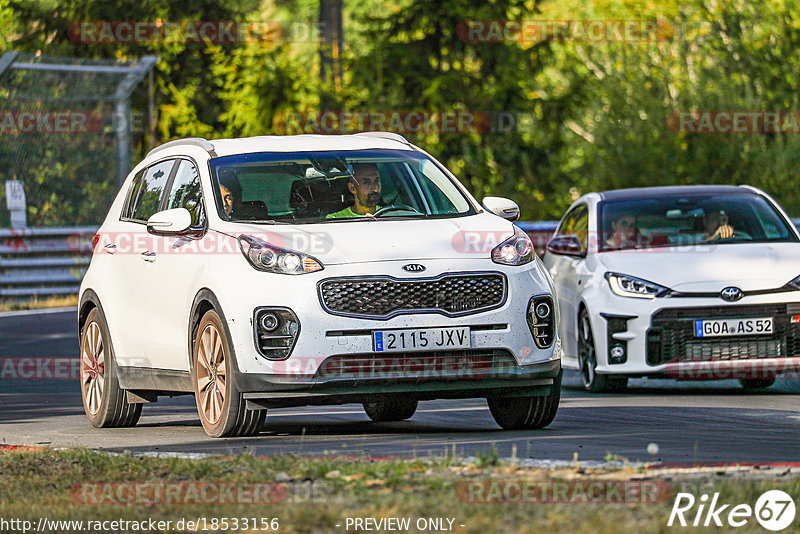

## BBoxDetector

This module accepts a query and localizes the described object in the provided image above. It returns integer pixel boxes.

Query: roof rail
[147,138,217,158]
[354,131,410,145]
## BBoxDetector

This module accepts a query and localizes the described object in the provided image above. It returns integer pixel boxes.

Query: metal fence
[0,226,95,297]
[2,220,799,299]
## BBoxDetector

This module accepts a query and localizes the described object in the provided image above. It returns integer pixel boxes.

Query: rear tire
[739,378,775,390]
[363,397,418,422]
[488,369,562,430]
[80,308,141,428]
[578,309,628,393]
[193,310,266,437]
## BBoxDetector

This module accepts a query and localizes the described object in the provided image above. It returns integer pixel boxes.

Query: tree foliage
[3,0,800,224]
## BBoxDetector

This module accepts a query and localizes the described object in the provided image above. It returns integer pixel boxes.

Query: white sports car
[543,185,800,392]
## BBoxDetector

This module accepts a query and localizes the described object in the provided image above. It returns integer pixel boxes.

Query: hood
[598,242,800,292]
[215,213,515,265]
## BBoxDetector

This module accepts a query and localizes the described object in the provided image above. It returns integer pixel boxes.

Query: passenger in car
[218,168,242,217]
[605,214,639,250]
[703,209,735,241]
[326,163,383,218]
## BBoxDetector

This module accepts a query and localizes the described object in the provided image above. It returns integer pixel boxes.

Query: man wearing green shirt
[326,163,382,218]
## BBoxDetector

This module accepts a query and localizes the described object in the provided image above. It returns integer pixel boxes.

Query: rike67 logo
[668,490,796,531]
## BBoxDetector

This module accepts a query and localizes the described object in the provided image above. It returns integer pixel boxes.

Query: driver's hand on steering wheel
[709,224,735,240]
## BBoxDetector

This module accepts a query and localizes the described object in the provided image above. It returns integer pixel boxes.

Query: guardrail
[0,226,95,297]
[1,219,799,298]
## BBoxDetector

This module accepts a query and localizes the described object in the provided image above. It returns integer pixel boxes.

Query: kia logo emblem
[402,263,426,273]
[720,286,743,302]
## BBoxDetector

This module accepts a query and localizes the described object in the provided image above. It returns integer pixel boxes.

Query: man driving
[326,163,383,218]
[704,209,734,242]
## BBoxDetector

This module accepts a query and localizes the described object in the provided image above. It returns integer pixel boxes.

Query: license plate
[694,317,773,338]
[373,327,471,352]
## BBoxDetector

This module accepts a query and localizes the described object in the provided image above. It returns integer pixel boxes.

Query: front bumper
[213,257,560,385]
[588,292,800,378]
[238,358,561,409]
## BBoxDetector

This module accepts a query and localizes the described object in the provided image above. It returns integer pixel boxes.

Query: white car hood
[216,213,515,265]
[598,242,800,292]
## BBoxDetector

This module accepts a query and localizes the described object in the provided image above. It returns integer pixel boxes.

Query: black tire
[80,307,142,428]
[193,310,266,437]
[739,378,775,390]
[577,309,628,393]
[487,369,562,430]
[363,397,418,422]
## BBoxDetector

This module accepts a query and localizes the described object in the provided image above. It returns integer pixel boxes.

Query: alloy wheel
[81,321,105,415]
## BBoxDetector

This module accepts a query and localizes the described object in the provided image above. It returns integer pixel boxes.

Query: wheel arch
[188,288,241,376]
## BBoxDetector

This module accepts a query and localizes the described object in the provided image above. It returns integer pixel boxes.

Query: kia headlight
[238,234,323,274]
[605,272,669,299]
[492,227,534,266]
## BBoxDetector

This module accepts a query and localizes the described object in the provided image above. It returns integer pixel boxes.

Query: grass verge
[0,447,798,533]
[0,294,78,312]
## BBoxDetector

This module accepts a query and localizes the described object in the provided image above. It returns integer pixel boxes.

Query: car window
[166,159,204,227]
[130,160,176,222]
[208,149,475,223]
[556,205,589,251]
[598,193,797,251]
[121,169,145,220]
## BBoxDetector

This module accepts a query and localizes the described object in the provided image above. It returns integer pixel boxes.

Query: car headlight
[492,226,534,266]
[605,272,669,299]
[238,234,323,274]
[789,275,800,290]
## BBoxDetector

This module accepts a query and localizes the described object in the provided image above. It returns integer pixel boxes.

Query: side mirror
[147,208,193,236]
[545,235,585,257]
[482,196,520,221]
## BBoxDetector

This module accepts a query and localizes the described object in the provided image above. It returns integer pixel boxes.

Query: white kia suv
[79,132,561,437]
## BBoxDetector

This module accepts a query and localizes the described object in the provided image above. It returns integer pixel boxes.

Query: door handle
[103,244,117,255]
[141,250,156,262]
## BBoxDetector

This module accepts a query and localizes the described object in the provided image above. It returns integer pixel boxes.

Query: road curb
[0,306,77,319]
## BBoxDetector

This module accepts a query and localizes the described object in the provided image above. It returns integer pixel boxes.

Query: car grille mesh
[314,349,518,380]
[318,273,506,319]
[646,303,800,365]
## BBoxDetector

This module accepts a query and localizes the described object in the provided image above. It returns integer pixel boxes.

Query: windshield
[598,192,797,251]
[208,149,475,223]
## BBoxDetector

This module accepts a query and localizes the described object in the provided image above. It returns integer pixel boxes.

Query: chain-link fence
[0,52,156,227]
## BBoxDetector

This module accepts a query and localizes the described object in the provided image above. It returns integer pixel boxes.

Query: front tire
[739,378,775,390]
[80,308,141,428]
[363,397,418,422]
[487,369,562,430]
[193,310,265,437]
[578,309,627,393]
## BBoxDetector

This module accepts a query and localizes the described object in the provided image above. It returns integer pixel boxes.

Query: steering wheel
[372,205,423,218]
[715,230,753,242]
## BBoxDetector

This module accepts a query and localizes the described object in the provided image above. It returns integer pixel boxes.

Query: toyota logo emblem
[720,286,743,302]
[402,263,426,273]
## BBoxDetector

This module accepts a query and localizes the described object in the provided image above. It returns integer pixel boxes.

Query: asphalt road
[2,309,800,464]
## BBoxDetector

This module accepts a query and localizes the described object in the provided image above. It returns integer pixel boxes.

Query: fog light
[535,302,551,319]
[527,295,555,349]
[610,344,626,363]
[254,307,300,360]
[259,312,280,332]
